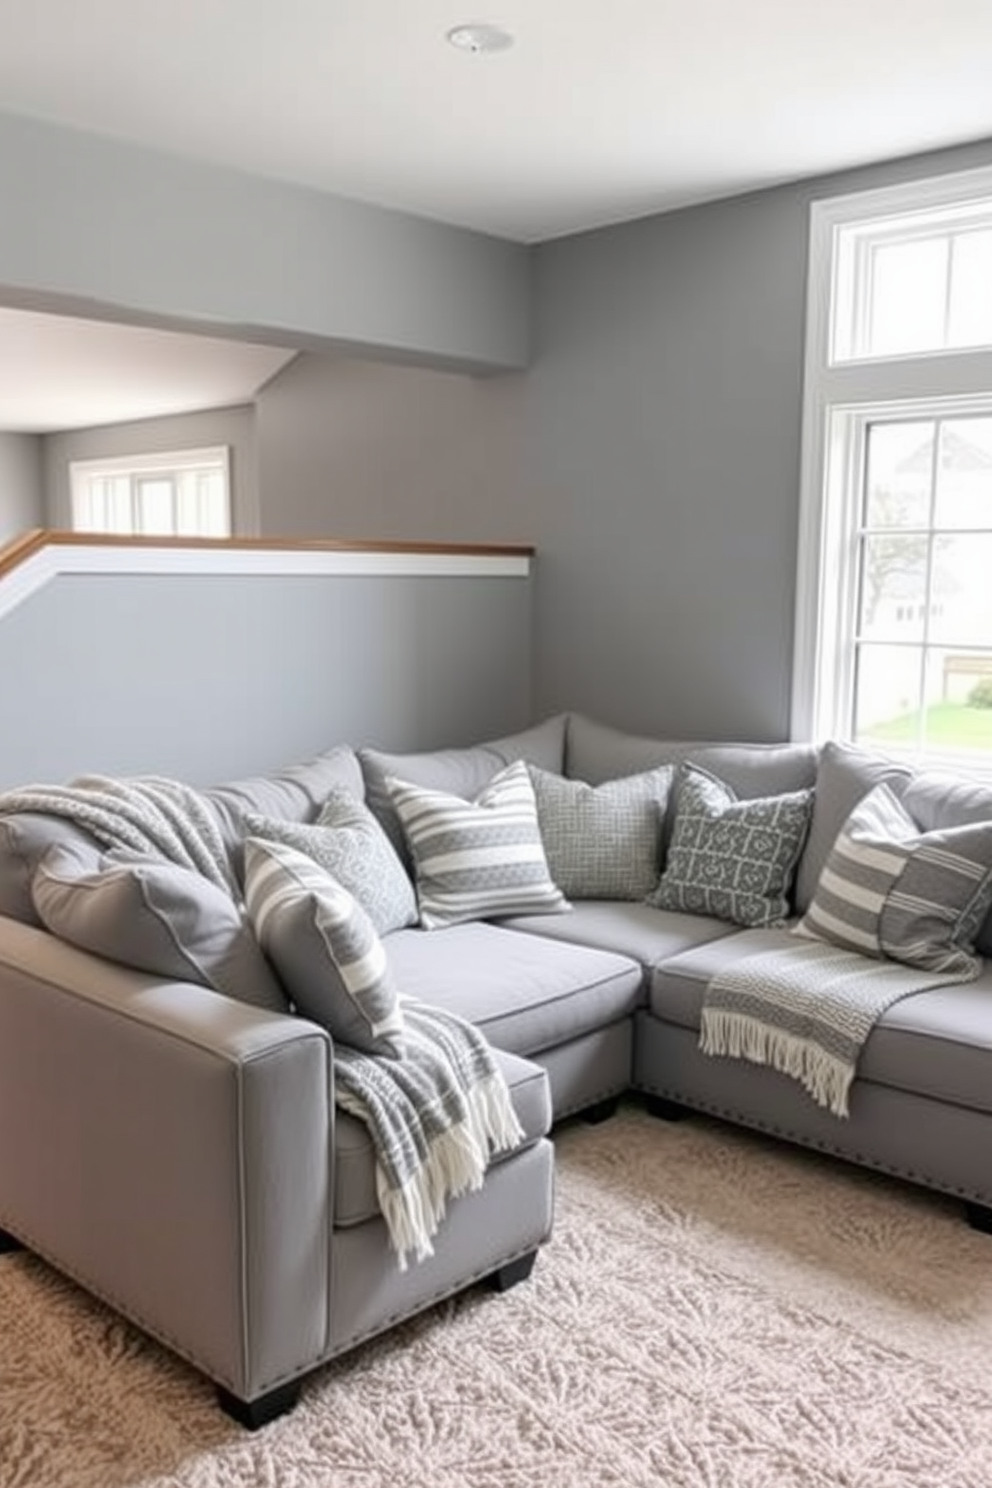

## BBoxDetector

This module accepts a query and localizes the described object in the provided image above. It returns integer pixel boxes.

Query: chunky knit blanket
[0,775,235,893]
[335,1000,525,1269]
[700,927,971,1117]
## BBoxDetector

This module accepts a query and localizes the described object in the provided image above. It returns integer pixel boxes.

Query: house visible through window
[70,447,231,538]
[794,165,992,776]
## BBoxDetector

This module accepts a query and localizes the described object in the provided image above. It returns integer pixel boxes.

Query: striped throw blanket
[334,1001,525,1269]
[700,927,975,1117]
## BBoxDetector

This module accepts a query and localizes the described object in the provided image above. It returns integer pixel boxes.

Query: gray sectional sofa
[2,710,992,1428]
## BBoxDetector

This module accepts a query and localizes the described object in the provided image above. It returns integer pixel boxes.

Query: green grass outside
[863,701,992,749]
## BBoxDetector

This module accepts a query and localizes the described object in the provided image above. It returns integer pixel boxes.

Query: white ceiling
[4,0,992,429]
[0,310,296,433]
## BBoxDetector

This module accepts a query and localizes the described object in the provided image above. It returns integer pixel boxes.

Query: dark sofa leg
[216,1379,301,1430]
[0,1226,24,1253]
[965,1202,992,1235]
[489,1250,538,1293]
[582,1096,619,1125]
[644,1094,688,1123]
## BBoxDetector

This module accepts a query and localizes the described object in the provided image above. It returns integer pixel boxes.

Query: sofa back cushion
[360,714,568,861]
[204,743,365,876]
[565,715,818,797]
[31,839,288,1011]
[793,741,913,915]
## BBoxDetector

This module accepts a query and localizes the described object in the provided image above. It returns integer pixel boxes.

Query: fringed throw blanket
[335,1001,525,1270]
[0,776,236,892]
[700,927,975,1118]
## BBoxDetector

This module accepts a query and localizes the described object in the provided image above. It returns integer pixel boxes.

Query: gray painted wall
[0,567,533,788]
[0,110,530,372]
[44,405,262,535]
[247,135,992,745]
[523,135,992,742]
[255,354,528,542]
[0,432,42,541]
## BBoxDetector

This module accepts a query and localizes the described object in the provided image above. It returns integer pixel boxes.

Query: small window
[70,447,231,538]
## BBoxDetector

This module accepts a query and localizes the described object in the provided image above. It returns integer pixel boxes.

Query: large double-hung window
[795,164,992,776]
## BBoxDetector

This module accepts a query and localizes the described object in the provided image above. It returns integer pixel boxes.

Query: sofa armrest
[0,916,333,1401]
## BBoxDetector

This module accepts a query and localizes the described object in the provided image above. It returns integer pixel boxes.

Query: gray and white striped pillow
[796,782,992,977]
[244,836,405,1055]
[386,759,570,929]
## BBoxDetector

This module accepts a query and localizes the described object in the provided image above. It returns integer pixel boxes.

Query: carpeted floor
[3,1103,992,1488]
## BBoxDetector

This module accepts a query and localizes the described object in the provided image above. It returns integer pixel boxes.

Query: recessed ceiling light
[445,22,514,55]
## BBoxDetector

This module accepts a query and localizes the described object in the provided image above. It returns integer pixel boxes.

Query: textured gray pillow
[31,840,288,1011]
[796,782,992,977]
[648,764,814,928]
[388,760,570,929]
[244,837,405,1056]
[244,793,416,935]
[529,764,674,899]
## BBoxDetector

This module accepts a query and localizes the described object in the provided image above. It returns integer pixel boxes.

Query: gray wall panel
[0,111,530,372]
[255,354,529,542]
[0,433,42,541]
[0,570,533,788]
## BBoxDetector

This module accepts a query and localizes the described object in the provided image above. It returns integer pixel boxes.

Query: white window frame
[793,163,992,765]
[69,446,232,538]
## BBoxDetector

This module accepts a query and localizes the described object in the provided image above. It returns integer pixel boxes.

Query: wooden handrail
[0,529,535,581]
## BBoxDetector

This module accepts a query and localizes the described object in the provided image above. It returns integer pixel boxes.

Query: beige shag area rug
[4,1103,992,1488]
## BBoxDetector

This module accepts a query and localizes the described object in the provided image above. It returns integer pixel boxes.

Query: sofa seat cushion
[333,1047,551,1227]
[382,921,642,1056]
[649,932,992,1114]
[503,901,739,967]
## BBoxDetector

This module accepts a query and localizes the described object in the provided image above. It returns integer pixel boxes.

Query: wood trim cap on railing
[0,529,535,582]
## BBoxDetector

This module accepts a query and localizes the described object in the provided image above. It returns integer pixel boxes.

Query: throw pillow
[243,837,405,1056]
[31,840,288,1012]
[243,791,416,936]
[359,714,568,862]
[795,781,992,977]
[529,764,674,899]
[386,759,570,929]
[647,763,814,928]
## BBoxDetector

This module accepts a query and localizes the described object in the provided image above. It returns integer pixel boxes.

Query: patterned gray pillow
[243,790,416,935]
[244,837,405,1056]
[647,764,813,927]
[529,764,674,899]
[796,781,992,976]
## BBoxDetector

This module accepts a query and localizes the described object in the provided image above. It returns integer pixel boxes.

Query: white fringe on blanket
[699,928,975,1118]
[700,1009,860,1118]
[334,1002,525,1270]
[371,1072,523,1269]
